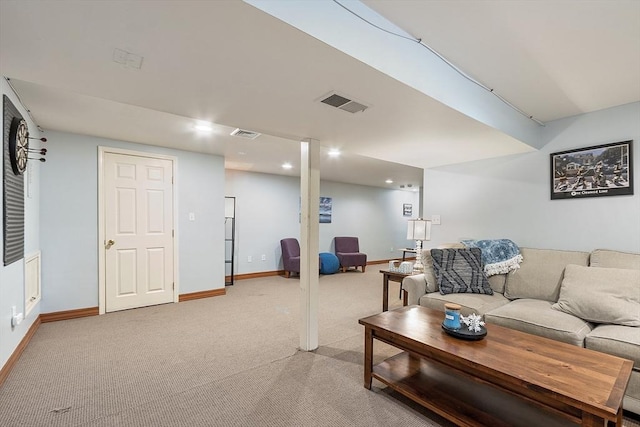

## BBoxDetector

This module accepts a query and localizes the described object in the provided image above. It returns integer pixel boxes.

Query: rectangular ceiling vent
[230,128,261,139]
[319,92,369,114]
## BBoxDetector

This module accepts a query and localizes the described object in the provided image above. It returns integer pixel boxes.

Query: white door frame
[98,146,179,315]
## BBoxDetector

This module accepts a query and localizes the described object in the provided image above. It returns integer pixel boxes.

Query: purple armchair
[334,236,367,273]
[280,238,301,278]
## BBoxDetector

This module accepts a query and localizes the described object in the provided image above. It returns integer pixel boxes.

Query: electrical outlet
[432,214,441,225]
[247,256,252,262]
[261,254,266,261]
[390,247,394,253]
[188,212,195,221]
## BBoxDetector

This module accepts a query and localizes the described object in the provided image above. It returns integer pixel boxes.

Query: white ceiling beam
[244,0,544,149]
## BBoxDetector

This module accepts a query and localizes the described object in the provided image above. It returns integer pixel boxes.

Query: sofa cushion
[420,292,510,316]
[587,324,640,370]
[504,248,590,302]
[420,249,438,293]
[485,299,594,346]
[590,249,640,270]
[488,274,506,294]
[552,264,640,326]
[431,248,493,295]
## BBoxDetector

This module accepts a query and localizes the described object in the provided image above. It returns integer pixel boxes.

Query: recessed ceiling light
[385,179,393,184]
[328,149,340,157]
[237,151,246,155]
[194,123,213,133]
[282,162,293,170]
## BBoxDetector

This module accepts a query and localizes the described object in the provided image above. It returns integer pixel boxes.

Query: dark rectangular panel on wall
[3,95,25,266]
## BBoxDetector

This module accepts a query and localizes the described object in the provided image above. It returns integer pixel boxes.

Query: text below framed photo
[403,203,412,217]
[550,140,633,200]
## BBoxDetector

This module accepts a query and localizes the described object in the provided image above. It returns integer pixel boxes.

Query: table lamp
[407,218,431,273]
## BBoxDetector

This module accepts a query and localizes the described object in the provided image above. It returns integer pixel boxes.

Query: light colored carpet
[0,269,638,427]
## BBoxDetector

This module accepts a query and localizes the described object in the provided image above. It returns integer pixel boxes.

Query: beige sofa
[402,246,640,415]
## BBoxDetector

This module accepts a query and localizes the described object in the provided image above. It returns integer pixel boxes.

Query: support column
[300,138,320,351]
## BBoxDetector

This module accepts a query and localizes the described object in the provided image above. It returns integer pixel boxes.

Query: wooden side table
[399,248,417,261]
[379,270,411,311]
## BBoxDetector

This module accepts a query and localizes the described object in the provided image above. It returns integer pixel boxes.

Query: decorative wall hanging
[319,197,332,223]
[550,140,633,200]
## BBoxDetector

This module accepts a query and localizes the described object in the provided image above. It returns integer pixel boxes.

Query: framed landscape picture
[550,140,633,200]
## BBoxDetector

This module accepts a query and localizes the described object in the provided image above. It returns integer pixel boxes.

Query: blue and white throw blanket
[461,239,523,277]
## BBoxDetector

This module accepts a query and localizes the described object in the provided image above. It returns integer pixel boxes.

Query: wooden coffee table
[359,306,633,427]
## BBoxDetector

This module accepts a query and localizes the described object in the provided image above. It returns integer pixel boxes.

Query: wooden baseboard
[233,270,286,281]
[0,316,41,386]
[231,260,414,280]
[179,288,226,302]
[40,307,99,323]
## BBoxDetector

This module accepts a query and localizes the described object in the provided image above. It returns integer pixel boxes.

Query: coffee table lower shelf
[372,352,581,427]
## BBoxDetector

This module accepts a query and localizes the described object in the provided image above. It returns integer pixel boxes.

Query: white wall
[0,78,41,368]
[424,102,640,253]
[40,131,225,313]
[225,170,420,274]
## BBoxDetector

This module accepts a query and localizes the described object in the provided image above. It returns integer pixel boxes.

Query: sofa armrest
[402,274,428,306]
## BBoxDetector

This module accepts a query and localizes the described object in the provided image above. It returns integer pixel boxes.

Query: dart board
[8,117,28,175]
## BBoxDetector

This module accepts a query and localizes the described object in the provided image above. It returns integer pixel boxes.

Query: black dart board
[8,117,29,175]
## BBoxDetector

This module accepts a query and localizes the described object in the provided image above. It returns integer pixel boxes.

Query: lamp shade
[407,218,431,241]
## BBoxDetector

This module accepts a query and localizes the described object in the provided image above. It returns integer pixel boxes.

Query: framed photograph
[403,203,412,216]
[319,197,332,223]
[551,140,633,200]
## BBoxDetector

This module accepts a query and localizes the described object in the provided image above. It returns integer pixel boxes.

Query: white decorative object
[399,261,413,274]
[460,313,486,333]
[406,218,431,273]
[388,260,400,272]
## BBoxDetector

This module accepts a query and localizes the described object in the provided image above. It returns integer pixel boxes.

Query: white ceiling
[1,0,638,190]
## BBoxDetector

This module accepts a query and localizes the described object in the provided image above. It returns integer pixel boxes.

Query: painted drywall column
[299,138,320,351]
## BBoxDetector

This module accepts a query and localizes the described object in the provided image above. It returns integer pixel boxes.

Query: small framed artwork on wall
[403,203,412,216]
[550,140,633,200]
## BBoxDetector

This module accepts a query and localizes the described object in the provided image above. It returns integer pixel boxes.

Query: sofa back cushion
[590,249,640,270]
[421,249,438,293]
[488,274,506,294]
[504,248,590,302]
[552,264,640,326]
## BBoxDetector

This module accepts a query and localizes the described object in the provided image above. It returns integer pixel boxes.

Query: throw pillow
[551,264,640,326]
[431,248,493,295]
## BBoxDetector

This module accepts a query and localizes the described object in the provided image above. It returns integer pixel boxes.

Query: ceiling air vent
[319,92,369,114]
[230,128,261,139]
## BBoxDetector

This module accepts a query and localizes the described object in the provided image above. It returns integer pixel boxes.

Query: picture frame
[550,140,633,200]
[319,197,332,223]
[403,203,412,217]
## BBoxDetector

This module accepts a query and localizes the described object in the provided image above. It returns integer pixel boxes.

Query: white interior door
[104,152,175,312]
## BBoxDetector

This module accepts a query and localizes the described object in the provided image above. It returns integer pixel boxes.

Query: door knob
[106,239,115,249]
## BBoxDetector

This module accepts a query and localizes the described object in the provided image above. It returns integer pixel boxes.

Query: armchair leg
[285,271,290,278]
[361,265,366,273]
